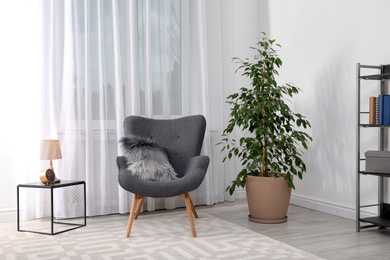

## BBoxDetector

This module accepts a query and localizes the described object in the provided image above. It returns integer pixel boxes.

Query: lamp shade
[40,139,62,160]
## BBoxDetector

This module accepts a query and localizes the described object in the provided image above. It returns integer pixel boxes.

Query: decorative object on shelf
[365,150,390,173]
[40,139,62,184]
[219,32,312,224]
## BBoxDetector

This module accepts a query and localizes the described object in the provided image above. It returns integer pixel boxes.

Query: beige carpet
[1,211,323,259]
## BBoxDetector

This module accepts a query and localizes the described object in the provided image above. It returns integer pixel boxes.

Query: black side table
[17,180,86,235]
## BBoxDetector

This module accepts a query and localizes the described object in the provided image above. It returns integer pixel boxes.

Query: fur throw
[119,135,178,181]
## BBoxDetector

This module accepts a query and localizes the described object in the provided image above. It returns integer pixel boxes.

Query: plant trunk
[261,104,267,177]
[261,147,266,176]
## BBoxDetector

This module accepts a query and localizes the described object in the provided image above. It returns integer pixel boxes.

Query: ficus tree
[220,33,312,195]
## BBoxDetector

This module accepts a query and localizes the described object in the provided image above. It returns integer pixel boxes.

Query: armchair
[117,115,210,237]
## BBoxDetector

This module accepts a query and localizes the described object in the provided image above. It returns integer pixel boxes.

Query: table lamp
[40,139,62,184]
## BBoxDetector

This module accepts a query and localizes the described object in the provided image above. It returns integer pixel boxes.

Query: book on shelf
[375,94,390,125]
[369,96,377,124]
[379,95,383,124]
[376,96,379,124]
[384,95,390,125]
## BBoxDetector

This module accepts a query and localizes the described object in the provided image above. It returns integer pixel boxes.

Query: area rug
[1,212,322,259]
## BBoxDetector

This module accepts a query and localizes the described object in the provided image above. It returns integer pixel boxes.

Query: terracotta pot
[246,175,292,223]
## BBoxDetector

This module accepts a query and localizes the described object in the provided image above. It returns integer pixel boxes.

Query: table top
[17,180,85,188]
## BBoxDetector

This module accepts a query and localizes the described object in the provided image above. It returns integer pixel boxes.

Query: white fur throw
[119,135,178,181]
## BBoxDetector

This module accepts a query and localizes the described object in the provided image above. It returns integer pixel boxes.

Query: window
[70,0,181,122]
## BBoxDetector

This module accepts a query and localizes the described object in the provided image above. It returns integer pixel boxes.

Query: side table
[17,180,86,235]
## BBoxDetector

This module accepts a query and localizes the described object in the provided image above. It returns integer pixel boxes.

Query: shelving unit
[356,63,390,232]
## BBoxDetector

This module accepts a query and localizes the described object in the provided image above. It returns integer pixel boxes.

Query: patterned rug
[1,211,322,259]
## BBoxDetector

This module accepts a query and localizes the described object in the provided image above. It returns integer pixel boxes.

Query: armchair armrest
[183,155,210,177]
[117,156,127,170]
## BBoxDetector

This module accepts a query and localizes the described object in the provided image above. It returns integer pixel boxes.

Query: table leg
[17,186,20,231]
[84,182,86,226]
[51,187,54,235]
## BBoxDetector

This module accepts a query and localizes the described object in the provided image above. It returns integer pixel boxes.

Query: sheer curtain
[0,0,42,221]
[37,0,218,218]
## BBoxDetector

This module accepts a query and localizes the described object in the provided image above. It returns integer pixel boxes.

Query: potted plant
[220,33,312,223]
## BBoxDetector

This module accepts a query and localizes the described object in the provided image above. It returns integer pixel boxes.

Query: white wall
[263,0,390,219]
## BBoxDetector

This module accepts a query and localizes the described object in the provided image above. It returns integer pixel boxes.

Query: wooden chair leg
[135,196,144,219]
[126,194,140,237]
[189,197,198,218]
[182,192,197,237]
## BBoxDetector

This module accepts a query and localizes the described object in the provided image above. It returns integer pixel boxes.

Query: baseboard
[232,191,358,220]
[230,191,360,220]
[235,189,247,199]
[0,208,16,223]
[290,194,358,220]
[238,191,377,220]
[0,193,369,222]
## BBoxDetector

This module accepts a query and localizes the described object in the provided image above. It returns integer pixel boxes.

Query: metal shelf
[359,171,390,177]
[359,124,390,128]
[360,73,390,80]
[359,216,390,229]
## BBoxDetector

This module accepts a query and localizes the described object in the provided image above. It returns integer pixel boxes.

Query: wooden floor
[196,199,390,260]
[9,199,390,259]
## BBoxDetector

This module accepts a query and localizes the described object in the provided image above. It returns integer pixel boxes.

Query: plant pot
[246,175,292,224]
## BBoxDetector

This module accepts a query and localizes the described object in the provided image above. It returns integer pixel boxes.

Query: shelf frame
[356,63,389,232]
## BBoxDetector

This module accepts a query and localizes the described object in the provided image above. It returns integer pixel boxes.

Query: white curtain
[0,0,42,221]
[36,0,221,219]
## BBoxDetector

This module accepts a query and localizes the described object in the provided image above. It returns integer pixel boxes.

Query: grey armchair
[117,115,210,237]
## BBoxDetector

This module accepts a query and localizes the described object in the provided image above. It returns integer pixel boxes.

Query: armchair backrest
[123,115,206,177]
